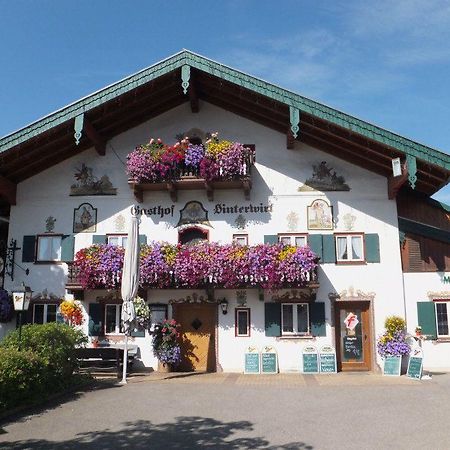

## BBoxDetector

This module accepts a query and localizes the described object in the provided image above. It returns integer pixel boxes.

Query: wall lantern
[391,158,402,177]
[219,298,228,315]
[12,282,33,351]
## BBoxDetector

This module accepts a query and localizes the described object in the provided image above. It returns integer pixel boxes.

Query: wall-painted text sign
[319,346,337,373]
[407,356,423,380]
[261,352,278,374]
[244,352,260,374]
[383,356,401,376]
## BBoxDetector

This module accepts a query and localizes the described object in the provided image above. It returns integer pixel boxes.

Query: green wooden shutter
[22,235,36,262]
[131,327,145,337]
[365,234,380,263]
[264,235,278,244]
[61,235,75,262]
[139,234,147,246]
[308,234,323,261]
[310,302,326,337]
[88,303,103,336]
[265,303,281,336]
[417,302,437,340]
[322,235,336,263]
[92,235,107,244]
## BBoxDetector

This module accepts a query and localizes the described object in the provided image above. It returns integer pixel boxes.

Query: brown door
[173,303,216,372]
[335,301,372,371]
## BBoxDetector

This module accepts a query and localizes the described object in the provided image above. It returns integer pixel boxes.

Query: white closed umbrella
[120,214,140,384]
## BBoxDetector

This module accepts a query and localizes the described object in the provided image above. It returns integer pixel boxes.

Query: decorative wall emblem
[73,203,97,233]
[114,214,126,232]
[70,163,117,196]
[235,214,247,229]
[176,201,211,227]
[299,161,350,192]
[236,290,247,306]
[45,216,56,233]
[286,211,299,231]
[342,213,356,231]
[307,199,333,230]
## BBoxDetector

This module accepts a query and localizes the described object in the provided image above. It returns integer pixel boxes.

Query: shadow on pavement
[2,416,314,449]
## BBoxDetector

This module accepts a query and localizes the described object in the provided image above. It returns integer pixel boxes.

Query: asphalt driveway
[1,372,449,449]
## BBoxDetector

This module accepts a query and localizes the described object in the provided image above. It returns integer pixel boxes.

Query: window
[335,234,364,262]
[149,304,168,331]
[179,227,208,245]
[33,304,57,324]
[37,235,62,262]
[235,308,250,337]
[435,302,450,337]
[281,303,309,335]
[107,235,128,248]
[278,234,308,247]
[105,304,123,334]
[233,234,248,246]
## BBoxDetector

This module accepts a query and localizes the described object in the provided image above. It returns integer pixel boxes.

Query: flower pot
[158,360,172,373]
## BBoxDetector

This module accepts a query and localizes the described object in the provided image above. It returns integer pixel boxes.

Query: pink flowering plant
[152,319,181,365]
[74,242,318,290]
[126,133,255,183]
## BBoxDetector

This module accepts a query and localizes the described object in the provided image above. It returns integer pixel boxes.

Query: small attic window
[188,136,202,146]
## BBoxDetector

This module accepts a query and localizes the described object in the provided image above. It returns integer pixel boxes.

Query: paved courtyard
[1,371,450,449]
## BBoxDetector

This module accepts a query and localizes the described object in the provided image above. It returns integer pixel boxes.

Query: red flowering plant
[126,133,255,183]
[59,300,84,326]
[151,319,181,366]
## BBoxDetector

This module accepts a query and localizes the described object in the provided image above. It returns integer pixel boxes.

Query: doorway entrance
[335,301,372,371]
[173,303,217,372]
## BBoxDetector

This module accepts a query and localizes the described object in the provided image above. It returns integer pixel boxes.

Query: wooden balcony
[129,150,255,202]
[66,263,319,291]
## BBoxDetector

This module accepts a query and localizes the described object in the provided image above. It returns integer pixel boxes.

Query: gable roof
[1,49,449,197]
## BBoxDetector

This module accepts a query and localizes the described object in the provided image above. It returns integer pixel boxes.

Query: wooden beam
[189,72,199,113]
[0,176,16,205]
[287,128,295,149]
[83,118,106,156]
[388,164,409,199]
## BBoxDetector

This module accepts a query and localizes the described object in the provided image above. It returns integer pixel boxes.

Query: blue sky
[1,0,449,201]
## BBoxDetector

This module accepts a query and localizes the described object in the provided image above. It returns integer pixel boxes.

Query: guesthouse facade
[1,51,449,372]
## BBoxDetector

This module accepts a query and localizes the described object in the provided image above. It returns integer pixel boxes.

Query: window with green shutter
[88,303,103,336]
[308,234,323,261]
[61,235,75,262]
[365,234,380,263]
[92,235,107,244]
[22,235,36,262]
[417,301,438,339]
[265,303,281,336]
[264,235,278,245]
[310,302,326,336]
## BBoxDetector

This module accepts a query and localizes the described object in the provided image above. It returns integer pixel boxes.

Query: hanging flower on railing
[133,296,151,329]
[73,241,318,290]
[126,133,255,183]
[59,300,84,326]
[0,289,14,323]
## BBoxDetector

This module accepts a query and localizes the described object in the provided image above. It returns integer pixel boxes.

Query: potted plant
[151,319,181,372]
[59,299,84,326]
[377,316,411,373]
[133,296,151,331]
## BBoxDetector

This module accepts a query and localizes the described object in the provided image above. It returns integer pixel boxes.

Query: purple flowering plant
[74,242,318,290]
[377,315,411,358]
[126,133,255,183]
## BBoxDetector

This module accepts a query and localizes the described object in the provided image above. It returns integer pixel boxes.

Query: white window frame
[104,304,123,335]
[435,301,450,337]
[148,304,168,332]
[233,234,248,246]
[107,234,128,248]
[335,234,365,262]
[278,234,308,247]
[281,303,310,336]
[33,303,58,324]
[36,235,62,262]
[235,308,250,337]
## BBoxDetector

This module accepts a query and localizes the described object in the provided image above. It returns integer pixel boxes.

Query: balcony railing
[129,150,255,203]
[66,262,319,291]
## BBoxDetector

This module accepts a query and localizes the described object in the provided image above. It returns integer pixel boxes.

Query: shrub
[1,323,87,387]
[0,347,49,411]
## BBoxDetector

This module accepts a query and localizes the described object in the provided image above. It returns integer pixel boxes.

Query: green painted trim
[181,64,190,95]
[398,217,450,244]
[406,155,417,189]
[1,49,450,172]
[289,106,300,139]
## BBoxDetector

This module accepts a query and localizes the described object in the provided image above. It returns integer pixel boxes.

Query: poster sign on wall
[261,346,278,374]
[319,345,337,373]
[302,345,319,374]
[244,347,260,374]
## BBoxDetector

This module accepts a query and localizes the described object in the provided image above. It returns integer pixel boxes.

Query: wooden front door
[335,301,372,371]
[173,303,217,372]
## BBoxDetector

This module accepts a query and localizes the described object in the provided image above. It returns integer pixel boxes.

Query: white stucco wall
[403,272,450,370]
[3,101,407,371]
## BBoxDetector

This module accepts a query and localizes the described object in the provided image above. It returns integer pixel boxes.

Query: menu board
[319,346,337,373]
[383,356,401,376]
[407,356,423,380]
[343,336,362,360]
[261,351,278,374]
[244,352,260,374]
[302,346,319,374]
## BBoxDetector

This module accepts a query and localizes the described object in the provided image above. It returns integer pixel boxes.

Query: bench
[75,347,134,379]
